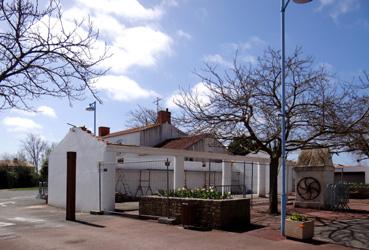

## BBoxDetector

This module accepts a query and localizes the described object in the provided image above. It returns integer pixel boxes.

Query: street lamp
[280,0,312,236]
[85,101,96,135]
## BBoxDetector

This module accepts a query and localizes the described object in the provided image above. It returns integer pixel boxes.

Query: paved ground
[0,190,358,250]
[250,197,369,249]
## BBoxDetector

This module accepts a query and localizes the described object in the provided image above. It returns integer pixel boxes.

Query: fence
[114,159,258,199]
[325,183,350,210]
[38,181,48,200]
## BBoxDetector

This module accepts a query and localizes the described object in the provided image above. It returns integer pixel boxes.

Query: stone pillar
[173,156,185,190]
[101,151,116,212]
[257,162,266,197]
[222,161,232,195]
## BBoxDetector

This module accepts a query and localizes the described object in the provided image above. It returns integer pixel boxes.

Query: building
[334,164,369,184]
[48,109,297,212]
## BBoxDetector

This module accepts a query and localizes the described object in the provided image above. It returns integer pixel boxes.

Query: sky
[0,0,368,165]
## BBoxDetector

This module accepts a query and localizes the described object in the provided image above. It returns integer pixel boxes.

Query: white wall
[334,166,369,184]
[107,132,140,146]
[48,128,110,212]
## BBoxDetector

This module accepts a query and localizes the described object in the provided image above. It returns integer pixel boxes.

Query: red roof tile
[159,134,209,150]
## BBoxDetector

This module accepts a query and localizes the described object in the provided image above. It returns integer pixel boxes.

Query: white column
[365,168,369,184]
[257,162,266,197]
[221,160,232,195]
[101,151,116,212]
[173,156,185,190]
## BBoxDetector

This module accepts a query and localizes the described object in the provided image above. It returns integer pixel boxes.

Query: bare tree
[0,0,108,110]
[333,72,369,162]
[125,105,158,127]
[175,47,369,214]
[1,150,27,162]
[21,133,48,172]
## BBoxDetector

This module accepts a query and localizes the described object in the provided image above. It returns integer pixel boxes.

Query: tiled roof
[159,134,209,150]
[102,123,161,139]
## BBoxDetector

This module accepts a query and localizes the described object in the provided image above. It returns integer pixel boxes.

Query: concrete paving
[315,218,369,249]
[0,190,354,250]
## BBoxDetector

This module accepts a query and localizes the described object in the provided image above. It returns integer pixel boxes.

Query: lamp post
[280,0,312,236]
[85,101,96,135]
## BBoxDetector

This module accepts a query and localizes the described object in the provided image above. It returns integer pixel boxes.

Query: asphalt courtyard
[0,190,353,250]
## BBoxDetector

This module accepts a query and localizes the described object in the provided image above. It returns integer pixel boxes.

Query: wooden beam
[66,151,76,221]
[106,144,269,164]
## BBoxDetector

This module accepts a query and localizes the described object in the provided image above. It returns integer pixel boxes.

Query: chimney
[157,108,171,124]
[98,126,110,137]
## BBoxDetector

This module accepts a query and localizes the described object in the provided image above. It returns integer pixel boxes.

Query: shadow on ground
[73,220,106,228]
[314,217,369,249]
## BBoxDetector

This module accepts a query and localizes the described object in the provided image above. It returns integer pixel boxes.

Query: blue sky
[1,0,368,164]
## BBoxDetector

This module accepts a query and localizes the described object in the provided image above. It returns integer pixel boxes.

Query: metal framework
[325,183,350,210]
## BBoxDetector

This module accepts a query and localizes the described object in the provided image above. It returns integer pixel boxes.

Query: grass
[5,187,38,191]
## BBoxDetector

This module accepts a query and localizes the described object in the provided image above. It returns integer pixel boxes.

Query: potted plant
[285,213,314,240]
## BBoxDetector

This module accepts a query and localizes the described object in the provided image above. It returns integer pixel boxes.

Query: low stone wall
[139,196,250,229]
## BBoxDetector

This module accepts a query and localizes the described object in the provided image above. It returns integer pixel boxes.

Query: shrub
[158,186,231,200]
[0,165,38,189]
[289,212,308,222]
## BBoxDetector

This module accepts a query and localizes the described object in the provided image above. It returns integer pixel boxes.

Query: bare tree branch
[175,47,369,213]
[21,133,48,172]
[0,0,109,110]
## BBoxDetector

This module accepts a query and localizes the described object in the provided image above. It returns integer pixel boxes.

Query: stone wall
[139,196,250,229]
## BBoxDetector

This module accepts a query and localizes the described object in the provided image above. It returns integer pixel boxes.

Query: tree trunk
[268,157,279,214]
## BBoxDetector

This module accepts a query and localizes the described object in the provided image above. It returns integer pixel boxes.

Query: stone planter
[139,196,250,230]
[285,219,314,240]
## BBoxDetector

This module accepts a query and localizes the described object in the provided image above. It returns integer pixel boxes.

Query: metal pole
[165,158,170,217]
[98,162,101,212]
[208,160,211,187]
[93,101,96,135]
[250,163,254,194]
[341,167,343,183]
[281,0,288,236]
[243,162,246,198]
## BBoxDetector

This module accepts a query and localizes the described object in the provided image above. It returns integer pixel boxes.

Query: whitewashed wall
[106,132,140,145]
[48,128,115,212]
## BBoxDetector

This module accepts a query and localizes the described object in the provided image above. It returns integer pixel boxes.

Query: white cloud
[54,0,177,101]
[94,75,158,102]
[75,0,163,21]
[316,0,335,12]
[101,26,172,73]
[10,106,57,118]
[62,4,172,74]
[37,106,57,118]
[316,0,360,20]
[203,54,232,68]
[10,109,36,117]
[166,82,211,109]
[176,30,192,40]
[2,117,42,133]
[242,55,257,65]
[228,36,265,51]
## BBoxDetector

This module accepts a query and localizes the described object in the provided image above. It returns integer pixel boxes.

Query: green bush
[0,165,38,189]
[158,186,231,200]
[40,158,48,181]
[289,212,308,222]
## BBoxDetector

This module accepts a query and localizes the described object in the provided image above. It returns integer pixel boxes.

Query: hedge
[0,165,39,189]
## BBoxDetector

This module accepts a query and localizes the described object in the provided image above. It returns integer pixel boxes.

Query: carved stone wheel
[297,177,321,200]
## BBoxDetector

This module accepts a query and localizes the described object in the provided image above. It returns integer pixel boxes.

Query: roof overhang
[106,143,269,164]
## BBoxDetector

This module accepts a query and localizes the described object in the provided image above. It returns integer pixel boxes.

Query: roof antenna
[153,97,162,112]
